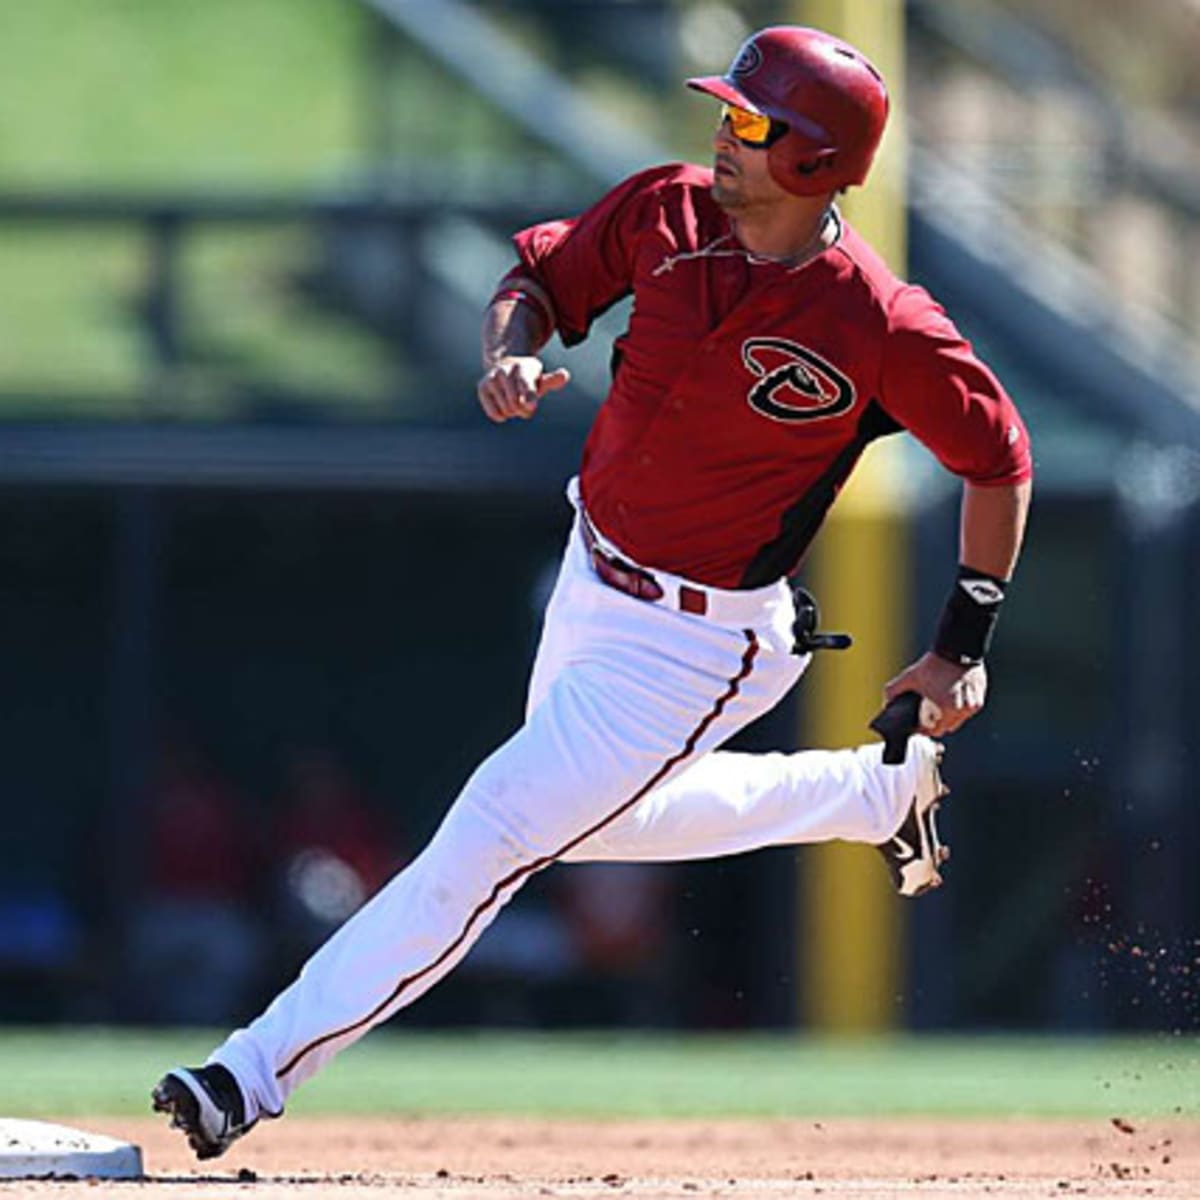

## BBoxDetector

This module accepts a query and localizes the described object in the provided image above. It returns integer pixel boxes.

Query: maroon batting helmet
[686,26,889,196]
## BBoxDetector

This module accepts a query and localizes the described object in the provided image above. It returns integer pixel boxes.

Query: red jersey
[504,163,1031,589]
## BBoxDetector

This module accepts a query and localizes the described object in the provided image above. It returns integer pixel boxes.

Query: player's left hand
[883,652,987,737]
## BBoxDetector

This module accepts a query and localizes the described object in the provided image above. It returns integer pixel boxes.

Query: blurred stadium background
[1,0,1197,1047]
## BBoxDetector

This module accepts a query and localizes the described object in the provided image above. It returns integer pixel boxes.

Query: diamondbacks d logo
[730,40,763,79]
[741,338,856,423]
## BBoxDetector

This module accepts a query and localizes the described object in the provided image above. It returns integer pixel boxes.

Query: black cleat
[151,1064,256,1160]
[874,735,950,898]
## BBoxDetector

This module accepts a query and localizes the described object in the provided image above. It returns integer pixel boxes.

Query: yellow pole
[789,0,910,1032]
[801,0,907,269]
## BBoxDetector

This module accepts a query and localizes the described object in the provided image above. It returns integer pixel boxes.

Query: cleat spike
[150,1065,257,1161]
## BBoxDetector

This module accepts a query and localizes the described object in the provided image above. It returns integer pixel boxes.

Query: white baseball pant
[213,481,924,1121]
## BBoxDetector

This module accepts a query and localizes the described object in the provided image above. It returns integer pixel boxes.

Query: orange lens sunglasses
[720,103,782,147]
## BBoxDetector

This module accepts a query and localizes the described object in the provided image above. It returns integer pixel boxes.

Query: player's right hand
[883,652,987,737]
[477,357,571,423]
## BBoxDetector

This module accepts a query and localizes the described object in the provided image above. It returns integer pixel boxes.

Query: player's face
[710,111,790,211]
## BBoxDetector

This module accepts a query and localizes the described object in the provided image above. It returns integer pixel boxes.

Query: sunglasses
[720,103,788,148]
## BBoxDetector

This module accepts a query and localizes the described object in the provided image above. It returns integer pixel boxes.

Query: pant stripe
[275,629,760,1082]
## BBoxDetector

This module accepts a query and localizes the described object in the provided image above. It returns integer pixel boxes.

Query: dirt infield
[2,1115,1197,1198]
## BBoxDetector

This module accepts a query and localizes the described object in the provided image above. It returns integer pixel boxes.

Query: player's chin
[710,178,744,210]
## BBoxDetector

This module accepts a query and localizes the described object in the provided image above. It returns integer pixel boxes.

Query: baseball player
[153,26,1031,1159]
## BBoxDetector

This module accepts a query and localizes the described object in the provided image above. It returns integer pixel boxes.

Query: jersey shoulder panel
[879,278,1033,486]
[640,160,715,190]
[606,161,715,212]
[507,163,707,346]
[826,222,907,315]
[621,161,722,237]
[884,280,961,338]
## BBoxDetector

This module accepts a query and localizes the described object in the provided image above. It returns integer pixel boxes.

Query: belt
[579,515,709,616]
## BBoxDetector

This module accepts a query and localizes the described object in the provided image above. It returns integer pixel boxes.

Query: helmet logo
[729,39,763,79]
[741,337,856,423]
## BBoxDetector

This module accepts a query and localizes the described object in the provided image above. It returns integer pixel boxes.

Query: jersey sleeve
[507,166,667,347]
[880,286,1032,486]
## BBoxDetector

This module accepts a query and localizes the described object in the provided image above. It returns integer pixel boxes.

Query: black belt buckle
[790,586,852,655]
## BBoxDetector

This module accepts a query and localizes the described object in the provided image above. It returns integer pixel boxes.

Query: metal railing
[910,0,1200,348]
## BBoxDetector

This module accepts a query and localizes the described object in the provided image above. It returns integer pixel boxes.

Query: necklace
[652,208,839,278]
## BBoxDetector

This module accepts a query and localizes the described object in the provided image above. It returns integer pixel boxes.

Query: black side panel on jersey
[610,336,626,381]
[738,400,903,589]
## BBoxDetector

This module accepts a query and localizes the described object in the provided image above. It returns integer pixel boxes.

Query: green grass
[0,224,399,419]
[0,227,146,408]
[1,1030,1196,1120]
[0,0,399,417]
[0,0,362,188]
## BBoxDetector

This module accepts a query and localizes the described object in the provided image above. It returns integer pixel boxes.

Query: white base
[0,1120,143,1179]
